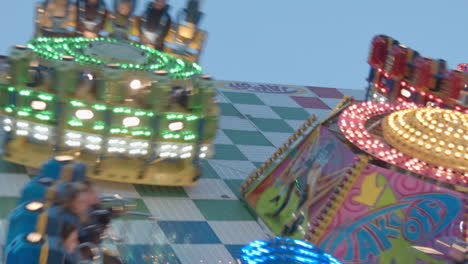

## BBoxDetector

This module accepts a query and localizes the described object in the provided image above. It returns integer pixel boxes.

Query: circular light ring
[242,237,343,264]
[383,108,467,172]
[27,37,202,79]
[339,101,467,186]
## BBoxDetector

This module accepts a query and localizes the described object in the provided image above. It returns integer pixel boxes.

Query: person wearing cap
[76,0,108,38]
[37,0,77,37]
[139,0,172,50]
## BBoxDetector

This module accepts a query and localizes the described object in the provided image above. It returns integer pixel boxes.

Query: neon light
[339,101,466,184]
[242,237,342,264]
[27,37,202,79]
[38,94,54,101]
[68,119,84,127]
[70,100,85,107]
[19,90,32,96]
[92,104,107,111]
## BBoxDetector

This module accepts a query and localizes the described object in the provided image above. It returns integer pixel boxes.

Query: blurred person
[105,0,138,40]
[38,0,77,37]
[183,0,202,29]
[173,0,202,45]
[46,182,88,237]
[79,181,124,264]
[76,0,108,38]
[139,0,172,50]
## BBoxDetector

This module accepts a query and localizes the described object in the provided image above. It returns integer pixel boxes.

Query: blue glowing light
[242,237,343,264]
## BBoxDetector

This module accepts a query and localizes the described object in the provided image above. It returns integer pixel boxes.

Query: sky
[1,0,468,90]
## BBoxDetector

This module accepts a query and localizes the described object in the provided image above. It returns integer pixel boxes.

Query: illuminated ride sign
[220,82,307,94]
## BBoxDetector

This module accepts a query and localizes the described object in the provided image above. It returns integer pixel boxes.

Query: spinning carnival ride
[0,0,216,187]
[0,36,218,186]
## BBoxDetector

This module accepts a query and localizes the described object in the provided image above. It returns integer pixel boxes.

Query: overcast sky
[1,0,468,90]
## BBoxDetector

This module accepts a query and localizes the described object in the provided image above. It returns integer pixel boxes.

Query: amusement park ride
[240,35,467,263]
[1,0,219,263]
[0,1,467,264]
[1,0,215,187]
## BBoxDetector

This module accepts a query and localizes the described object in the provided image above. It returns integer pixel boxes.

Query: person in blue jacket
[46,182,88,237]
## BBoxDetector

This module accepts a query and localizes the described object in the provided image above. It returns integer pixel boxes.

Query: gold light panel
[383,108,467,172]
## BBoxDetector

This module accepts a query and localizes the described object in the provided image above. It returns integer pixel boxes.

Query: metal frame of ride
[365,35,468,113]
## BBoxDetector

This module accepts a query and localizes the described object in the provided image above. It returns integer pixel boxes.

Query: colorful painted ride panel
[244,126,357,239]
[319,164,465,264]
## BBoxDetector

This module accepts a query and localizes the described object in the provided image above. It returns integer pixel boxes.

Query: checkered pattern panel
[0,81,365,263]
